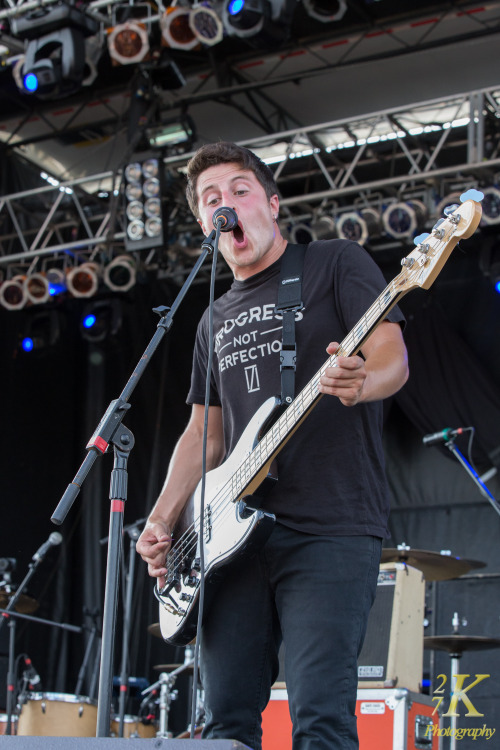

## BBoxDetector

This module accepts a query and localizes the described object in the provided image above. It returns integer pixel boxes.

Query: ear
[270,194,280,217]
[197,217,209,236]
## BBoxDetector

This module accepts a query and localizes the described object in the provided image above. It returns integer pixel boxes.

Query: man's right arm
[136,403,224,584]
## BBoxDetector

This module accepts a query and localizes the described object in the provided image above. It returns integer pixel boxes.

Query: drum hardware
[380,544,486,581]
[140,667,184,739]
[424,612,500,750]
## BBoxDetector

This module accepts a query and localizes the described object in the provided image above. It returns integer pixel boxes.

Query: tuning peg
[443,204,460,216]
[413,233,430,254]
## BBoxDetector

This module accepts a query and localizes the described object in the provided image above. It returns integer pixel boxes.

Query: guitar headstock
[396,192,483,292]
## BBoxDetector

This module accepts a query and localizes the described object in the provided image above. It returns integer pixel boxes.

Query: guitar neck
[231,274,407,498]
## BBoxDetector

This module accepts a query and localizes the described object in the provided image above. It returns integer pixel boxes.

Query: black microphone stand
[116,519,142,736]
[0,607,82,735]
[50,229,218,737]
[444,437,500,517]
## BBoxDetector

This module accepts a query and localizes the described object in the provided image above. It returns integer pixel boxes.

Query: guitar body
[158,396,280,645]
[156,196,483,646]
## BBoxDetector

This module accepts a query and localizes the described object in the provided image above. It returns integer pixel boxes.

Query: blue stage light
[22,337,34,352]
[495,279,500,294]
[83,313,97,329]
[228,0,245,13]
[49,283,66,296]
[23,72,39,93]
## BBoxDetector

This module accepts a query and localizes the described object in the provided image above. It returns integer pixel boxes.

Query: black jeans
[200,523,382,750]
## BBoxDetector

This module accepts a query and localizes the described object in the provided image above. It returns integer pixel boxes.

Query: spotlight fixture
[223,0,267,38]
[146,116,195,151]
[46,267,67,297]
[160,8,199,51]
[189,4,224,46]
[66,262,101,298]
[12,5,99,99]
[382,200,426,240]
[290,223,315,244]
[108,22,150,65]
[303,0,347,22]
[81,300,122,343]
[123,155,166,252]
[25,273,51,305]
[103,255,137,293]
[480,186,500,225]
[222,0,294,41]
[0,276,28,310]
[336,212,369,245]
[20,309,60,353]
[310,215,336,241]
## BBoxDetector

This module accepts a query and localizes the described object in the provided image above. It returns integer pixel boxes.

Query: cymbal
[147,622,163,639]
[0,591,38,614]
[153,663,195,673]
[380,548,486,580]
[424,635,500,654]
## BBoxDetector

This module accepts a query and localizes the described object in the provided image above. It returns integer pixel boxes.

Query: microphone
[23,657,41,688]
[422,427,466,446]
[212,207,238,232]
[32,531,63,562]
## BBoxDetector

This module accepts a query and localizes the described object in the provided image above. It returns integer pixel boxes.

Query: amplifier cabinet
[357,562,425,691]
[262,688,441,750]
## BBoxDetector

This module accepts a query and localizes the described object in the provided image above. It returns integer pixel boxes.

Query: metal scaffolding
[0,85,499,282]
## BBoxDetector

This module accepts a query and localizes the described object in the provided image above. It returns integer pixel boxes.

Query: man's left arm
[319,321,408,407]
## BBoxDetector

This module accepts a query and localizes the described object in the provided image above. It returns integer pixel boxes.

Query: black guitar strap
[276,243,307,404]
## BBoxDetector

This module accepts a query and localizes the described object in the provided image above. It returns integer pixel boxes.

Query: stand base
[0,739,250,749]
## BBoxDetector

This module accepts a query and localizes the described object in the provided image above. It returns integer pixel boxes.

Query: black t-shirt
[187,239,405,538]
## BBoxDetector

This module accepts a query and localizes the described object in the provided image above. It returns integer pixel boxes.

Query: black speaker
[0,739,250,749]
[357,562,425,691]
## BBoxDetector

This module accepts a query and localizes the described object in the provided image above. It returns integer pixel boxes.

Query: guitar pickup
[204,505,212,543]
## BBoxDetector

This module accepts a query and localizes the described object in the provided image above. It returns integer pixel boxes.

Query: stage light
[336,212,369,245]
[480,187,500,225]
[46,268,67,297]
[189,4,224,46]
[66,262,101,298]
[223,0,267,37]
[336,208,381,245]
[123,155,166,252]
[19,309,60,353]
[80,300,122,343]
[0,276,28,310]
[382,200,426,240]
[290,223,315,244]
[25,273,50,305]
[108,22,150,65]
[12,6,99,99]
[303,0,347,22]
[103,255,137,293]
[160,8,199,51]
[146,116,195,151]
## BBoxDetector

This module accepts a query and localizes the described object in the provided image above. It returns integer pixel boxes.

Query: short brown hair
[186,141,278,218]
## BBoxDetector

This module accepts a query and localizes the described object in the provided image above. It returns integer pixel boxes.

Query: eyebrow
[199,172,253,198]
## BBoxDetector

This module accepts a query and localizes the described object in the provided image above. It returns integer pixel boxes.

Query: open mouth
[232,223,245,245]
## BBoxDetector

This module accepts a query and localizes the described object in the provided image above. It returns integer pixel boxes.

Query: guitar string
[161,227,457,595]
[162,271,409,580]
[162,264,423,581]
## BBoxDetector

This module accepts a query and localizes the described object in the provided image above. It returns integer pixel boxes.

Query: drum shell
[0,713,17,735]
[17,692,97,736]
[110,715,157,738]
